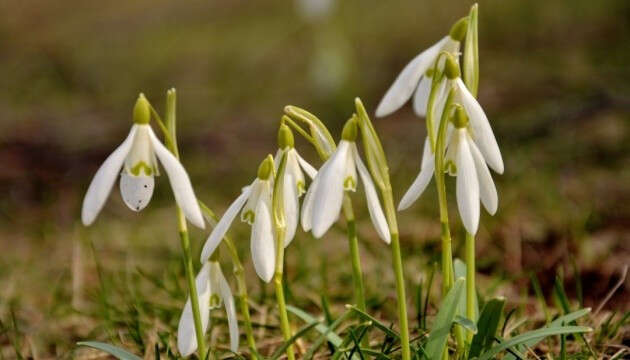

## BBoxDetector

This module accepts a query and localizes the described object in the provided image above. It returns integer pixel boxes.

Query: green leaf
[303,309,353,360]
[424,277,465,360]
[77,341,142,360]
[468,297,505,359]
[454,258,478,321]
[347,305,400,340]
[286,305,343,346]
[454,315,477,334]
[477,326,592,360]
[269,321,319,360]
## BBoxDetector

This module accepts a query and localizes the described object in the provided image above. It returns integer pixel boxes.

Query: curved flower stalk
[81,94,204,229]
[200,156,277,282]
[177,260,239,356]
[375,17,467,118]
[274,124,317,246]
[302,117,390,244]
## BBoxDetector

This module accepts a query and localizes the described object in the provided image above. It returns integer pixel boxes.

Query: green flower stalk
[271,151,296,360]
[354,98,411,360]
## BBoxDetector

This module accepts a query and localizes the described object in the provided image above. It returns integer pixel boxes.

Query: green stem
[342,195,367,313]
[274,225,295,360]
[381,188,411,360]
[198,202,258,357]
[158,89,207,359]
[465,231,476,342]
[433,87,466,354]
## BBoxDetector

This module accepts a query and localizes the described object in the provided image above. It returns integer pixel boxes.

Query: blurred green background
[0,0,628,358]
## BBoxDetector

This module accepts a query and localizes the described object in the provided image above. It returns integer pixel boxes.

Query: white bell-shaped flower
[81,94,204,229]
[274,124,317,247]
[177,261,239,356]
[301,120,390,243]
[375,17,467,118]
[200,157,276,282]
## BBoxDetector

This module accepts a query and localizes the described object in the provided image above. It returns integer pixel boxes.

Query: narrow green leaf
[478,326,591,360]
[468,297,505,359]
[424,278,465,360]
[77,341,142,360]
[463,3,479,97]
[270,321,319,360]
[303,309,353,360]
[347,305,400,340]
[454,315,477,334]
[286,305,343,346]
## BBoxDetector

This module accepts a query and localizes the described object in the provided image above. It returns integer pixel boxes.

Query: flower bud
[449,16,468,42]
[444,55,461,80]
[452,105,469,128]
[278,121,294,149]
[133,93,151,124]
[257,156,273,180]
[341,117,358,141]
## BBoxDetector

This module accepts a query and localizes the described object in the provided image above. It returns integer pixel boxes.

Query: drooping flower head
[274,123,317,246]
[200,156,276,282]
[81,94,204,229]
[177,261,238,356]
[302,117,390,243]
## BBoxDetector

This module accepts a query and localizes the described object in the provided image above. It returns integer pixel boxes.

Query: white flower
[274,147,317,247]
[200,157,276,282]
[301,122,390,243]
[81,95,204,229]
[398,72,504,213]
[177,261,239,356]
[375,35,461,118]
[444,126,498,235]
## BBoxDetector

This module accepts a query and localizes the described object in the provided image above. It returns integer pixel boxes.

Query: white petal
[412,75,433,117]
[376,37,450,117]
[81,125,137,226]
[241,179,265,225]
[300,174,318,232]
[177,263,211,357]
[352,145,390,243]
[251,200,275,282]
[283,174,299,247]
[431,78,449,140]
[469,139,498,215]
[147,127,205,229]
[200,186,252,263]
[456,78,504,174]
[312,141,350,238]
[455,131,480,235]
[343,147,357,192]
[286,150,306,196]
[119,173,154,211]
[296,152,317,179]
[214,263,240,353]
[398,138,435,211]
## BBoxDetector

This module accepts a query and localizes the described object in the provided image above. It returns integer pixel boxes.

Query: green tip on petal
[449,16,468,42]
[444,54,461,80]
[452,105,469,128]
[278,121,294,149]
[257,155,274,180]
[341,116,358,141]
[133,93,151,124]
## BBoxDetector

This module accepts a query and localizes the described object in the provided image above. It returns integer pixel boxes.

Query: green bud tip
[341,117,358,141]
[444,55,461,80]
[449,16,468,42]
[452,105,469,128]
[133,93,151,124]
[278,121,294,149]
[257,155,273,180]
[425,68,435,78]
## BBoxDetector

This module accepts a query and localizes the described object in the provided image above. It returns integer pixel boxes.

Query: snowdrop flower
[200,156,276,282]
[81,94,204,229]
[375,17,467,118]
[398,56,503,213]
[302,118,390,243]
[443,107,498,235]
[177,261,239,356]
[274,124,317,246]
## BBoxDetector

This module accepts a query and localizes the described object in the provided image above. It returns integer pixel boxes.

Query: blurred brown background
[0,0,628,357]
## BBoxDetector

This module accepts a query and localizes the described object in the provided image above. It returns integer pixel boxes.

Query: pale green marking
[130,161,153,176]
[344,177,356,190]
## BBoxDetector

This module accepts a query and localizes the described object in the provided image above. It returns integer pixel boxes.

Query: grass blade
[269,321,319,360]
[468,297,505,359]
[423,277,465,360]
[347,305,401,340]
[287,305,344,346]
[77,341,142,360]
